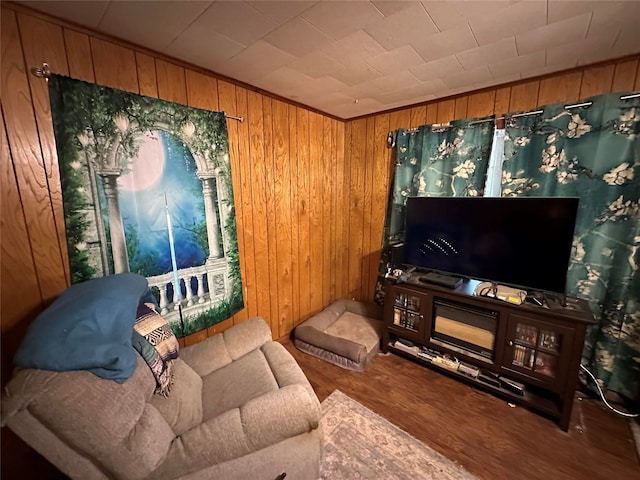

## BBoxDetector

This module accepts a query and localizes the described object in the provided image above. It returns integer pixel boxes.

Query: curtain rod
[30,62,244,122]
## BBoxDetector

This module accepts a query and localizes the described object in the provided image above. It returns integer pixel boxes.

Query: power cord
[580,364,639,418]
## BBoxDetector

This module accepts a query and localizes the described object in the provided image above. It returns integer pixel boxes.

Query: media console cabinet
[381,277,595,431]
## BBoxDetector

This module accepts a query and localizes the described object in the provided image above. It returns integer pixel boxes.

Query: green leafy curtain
[502,93,640,404]
[374,118,495,303]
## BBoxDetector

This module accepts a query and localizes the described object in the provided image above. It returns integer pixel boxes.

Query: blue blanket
[14,273,148,383]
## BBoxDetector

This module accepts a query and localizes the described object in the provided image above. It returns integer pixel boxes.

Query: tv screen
[402,197,579,294]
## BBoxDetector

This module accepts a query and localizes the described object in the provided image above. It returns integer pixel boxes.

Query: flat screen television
[402,196,580,295]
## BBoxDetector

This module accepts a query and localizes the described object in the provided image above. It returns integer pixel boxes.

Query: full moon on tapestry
[48,75,244,337]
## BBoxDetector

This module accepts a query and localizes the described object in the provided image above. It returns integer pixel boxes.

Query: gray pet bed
[293,299,383,371]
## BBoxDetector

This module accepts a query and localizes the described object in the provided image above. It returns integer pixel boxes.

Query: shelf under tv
[386,341,562,422]
[382,279,595,431]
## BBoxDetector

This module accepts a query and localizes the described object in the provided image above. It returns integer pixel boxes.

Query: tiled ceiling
[18,0,640,119]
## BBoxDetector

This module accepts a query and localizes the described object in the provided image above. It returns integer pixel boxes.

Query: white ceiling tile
[366,70,422,94]
[516,12,592,56]
[328,97,384,118]
[365,2,438,50]
[302,1,384,40]
[366,45,425,75]
[442,65,493,89]
[473,72,521,90]
[411,24,478,62]
[489,51,546,78]
[422,0,513,31]
[522,62,578,80]
[547,1,623,23]
[253,66,312,94]
[456,37,517,70]
[372,1,416,17]
[613,27,640,57]
[588,1,640,38]
[193,1,280,47]
[14,0,640,119]
[469,0,546,45]
[286,75,348,98]
[217,40,295,83]
[287,51,345,79]
[410,55,464,81]
[98,1,211,51]
[546,31,618,67]
[19,0,110,28]
[246,1,318,23]
[330,59,383,86]
[376,79,445,104]
[164,30,245,70]
[321,30,387,64]
[264,16,334,57]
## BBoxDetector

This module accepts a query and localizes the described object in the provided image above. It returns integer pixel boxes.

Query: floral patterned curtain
[502,93,640,404]
[374,118,495,303]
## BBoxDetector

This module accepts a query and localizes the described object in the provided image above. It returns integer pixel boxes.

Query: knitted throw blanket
[132,302,179,396]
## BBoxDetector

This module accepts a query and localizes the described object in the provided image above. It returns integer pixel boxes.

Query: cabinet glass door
[391,291,424,334]
[510,322,562,378]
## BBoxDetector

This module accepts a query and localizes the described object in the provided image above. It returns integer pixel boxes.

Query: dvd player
[417,272,462,289]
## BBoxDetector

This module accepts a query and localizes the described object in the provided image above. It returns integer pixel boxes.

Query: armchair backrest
[1,357,180,479]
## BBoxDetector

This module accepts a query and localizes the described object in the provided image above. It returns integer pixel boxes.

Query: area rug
[320,390,477,479]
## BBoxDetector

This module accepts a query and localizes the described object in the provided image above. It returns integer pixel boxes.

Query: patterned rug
[320,390,477,479]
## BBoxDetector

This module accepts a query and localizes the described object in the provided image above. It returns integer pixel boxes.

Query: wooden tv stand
[381,277,595,431]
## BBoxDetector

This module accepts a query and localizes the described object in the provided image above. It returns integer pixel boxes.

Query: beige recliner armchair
[1,317,323,480]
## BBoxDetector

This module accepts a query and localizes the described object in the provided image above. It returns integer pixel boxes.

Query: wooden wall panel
[1,10,67,305]
[247,91,271,322]
[347,118,366,299]
[156,59,187,105]
[454,96,468,119]
[289,105,300,325]
[611,59,638,92]
[262,97,279,333]
[272,100,294,336]
[235,87,257,319]
[538,71,583,106]
[409,105,427,127]
[185,70,218,110]
[90,37,138,92]
[580,64,615,99]
[63,30,94,82]
[18,13,71,285]
[322,116,333,308]
[136,53,158,98]
[335,119,349,299]
[295,108,311,322]
[0,111,42,364]
[436,99,455,123]
[467,91,496,118]
[509,80,540,112]
[369,113,391,299]
[308,112,324,315]
[328,118,339,303]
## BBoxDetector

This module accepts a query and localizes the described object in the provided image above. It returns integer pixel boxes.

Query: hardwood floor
[281,337,640,480]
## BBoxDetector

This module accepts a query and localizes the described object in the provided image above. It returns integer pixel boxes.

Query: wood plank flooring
[281,337,640,480]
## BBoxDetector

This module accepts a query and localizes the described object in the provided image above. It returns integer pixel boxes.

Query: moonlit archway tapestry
[48,75,244,337]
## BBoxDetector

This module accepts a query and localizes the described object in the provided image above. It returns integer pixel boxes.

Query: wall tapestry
[374,117,495,304]
[502,92,640,404]
[48,75,244,338]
